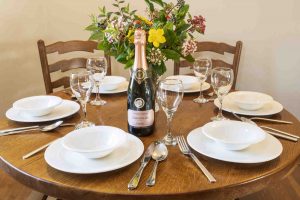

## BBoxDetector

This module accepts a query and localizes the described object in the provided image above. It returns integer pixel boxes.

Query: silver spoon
[146,141,168,187]
[1,121,65,136]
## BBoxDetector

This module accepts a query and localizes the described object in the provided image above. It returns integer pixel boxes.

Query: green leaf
[125,59,134,69]
[161,49,181,61]
[149,0,164,7]
[176,23,190,33]
[184,54,195,62]
[164,21,173,30]
[89,31,104,40]
[177,4,189,19]
[130,10,137,15]
[107,12,113,18]
[116,53,128,64]
[152,62,167,76]
[164,29,178,46]
[144,0,154,12]
[112,3,118,7]
[97,42,105,50]
[85,24,98,31]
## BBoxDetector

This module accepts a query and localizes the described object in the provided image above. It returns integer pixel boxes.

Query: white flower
[181,39,197,56]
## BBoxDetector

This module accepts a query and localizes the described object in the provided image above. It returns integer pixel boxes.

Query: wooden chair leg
[41,195,48,200]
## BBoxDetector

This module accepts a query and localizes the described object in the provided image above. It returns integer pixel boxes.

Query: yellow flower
[148,28,166,48]
[137,15,153,26]
[127,29,134,43]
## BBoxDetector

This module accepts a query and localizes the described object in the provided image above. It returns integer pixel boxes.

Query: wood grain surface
[0,92,299,200]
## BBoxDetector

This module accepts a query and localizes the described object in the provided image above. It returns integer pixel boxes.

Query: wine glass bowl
[193,58,212,103]
[210,67,234,121]
[86,57,107,106]
[70,71,95,129]
[157,79,184,145]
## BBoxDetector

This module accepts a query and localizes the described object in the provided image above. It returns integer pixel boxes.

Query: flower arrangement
[86,0,206,76]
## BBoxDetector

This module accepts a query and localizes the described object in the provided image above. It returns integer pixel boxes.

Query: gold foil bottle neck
[134,29,146,45]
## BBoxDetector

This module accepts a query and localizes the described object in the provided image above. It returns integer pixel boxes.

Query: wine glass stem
[95,83,101,101]
[199,82,203,99]
[81,102,88,122]
[217,97,223,118]
[166,114,173,138]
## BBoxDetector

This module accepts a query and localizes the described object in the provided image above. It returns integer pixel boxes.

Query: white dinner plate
[92,81,129,94]
[214,96,283,116]
[183,82,210,93]
[187,127,282,164]
[45,133,144,174]
[6,100,80,123]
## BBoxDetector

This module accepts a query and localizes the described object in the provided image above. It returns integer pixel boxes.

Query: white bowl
[101,76,126,91]
[202,121,266,151]
[166,75,198,90]
[13,96,62,117]
[228,91,273,111]
[62,126,127,159]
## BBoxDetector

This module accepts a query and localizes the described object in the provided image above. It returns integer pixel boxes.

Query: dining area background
[0,0,299,200]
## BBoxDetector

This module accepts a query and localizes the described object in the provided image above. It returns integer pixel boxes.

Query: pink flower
[181,39,197,56]
[188,15,206,34]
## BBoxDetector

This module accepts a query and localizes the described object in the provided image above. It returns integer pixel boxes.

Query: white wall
[0,0,299,119]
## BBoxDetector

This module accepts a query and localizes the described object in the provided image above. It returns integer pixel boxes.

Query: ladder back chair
[37,40,112,94]
[174,41,242,89]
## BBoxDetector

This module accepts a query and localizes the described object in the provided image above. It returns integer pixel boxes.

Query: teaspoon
[146,141,168,187]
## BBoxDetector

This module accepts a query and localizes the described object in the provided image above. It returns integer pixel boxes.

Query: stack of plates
[45,126,144,174]
[214,91,283,116]
[166,75,210,93]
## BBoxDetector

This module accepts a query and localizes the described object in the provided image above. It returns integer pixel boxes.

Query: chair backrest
[174,41,242,89]
[37,40,112,94]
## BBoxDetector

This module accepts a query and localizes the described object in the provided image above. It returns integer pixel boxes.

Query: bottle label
[128,109,154,127]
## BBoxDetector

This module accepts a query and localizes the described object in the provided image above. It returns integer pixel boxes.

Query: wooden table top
[0,92,299,200]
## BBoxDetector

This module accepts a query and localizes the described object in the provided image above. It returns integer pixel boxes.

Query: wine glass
[157,79,184,145]
[193,58,212,103]
[70,71,95,129]
[86,57,107,106]
[211,67,234,121]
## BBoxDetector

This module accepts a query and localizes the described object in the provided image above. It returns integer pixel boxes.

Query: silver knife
[128,142,155,190]
[232,112,298,142]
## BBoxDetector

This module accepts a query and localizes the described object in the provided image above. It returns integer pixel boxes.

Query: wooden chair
[174,41,242,89]
[37,40,112,94]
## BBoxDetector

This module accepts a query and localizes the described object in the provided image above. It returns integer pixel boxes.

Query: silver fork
[177,136,216,183]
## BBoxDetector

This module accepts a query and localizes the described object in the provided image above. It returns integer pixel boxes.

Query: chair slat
[196,42,236,54]
[51,76,70,89]
[49,58,87,73]
[46,40,97,54]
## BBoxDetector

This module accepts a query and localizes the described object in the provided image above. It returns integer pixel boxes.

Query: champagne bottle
[127,29,155,136]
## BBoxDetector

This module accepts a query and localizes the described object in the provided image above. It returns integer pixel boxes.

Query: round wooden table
[0,92,299,200]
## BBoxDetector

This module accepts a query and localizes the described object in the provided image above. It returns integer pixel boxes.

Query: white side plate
[93,81,129,94]
[214,97,283,116]
[6,100,80,122]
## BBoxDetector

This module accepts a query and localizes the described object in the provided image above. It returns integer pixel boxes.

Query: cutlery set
[232,113,298,142]
[128,138,216,190]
